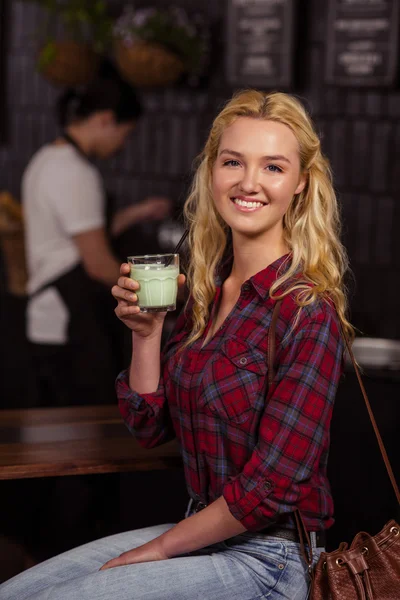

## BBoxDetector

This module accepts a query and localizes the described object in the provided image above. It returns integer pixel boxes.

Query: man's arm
[74,227,120,287]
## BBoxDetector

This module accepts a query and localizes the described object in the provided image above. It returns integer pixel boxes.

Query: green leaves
[37,40,57,70]
[22,0,113,53]
[115,8,208,74]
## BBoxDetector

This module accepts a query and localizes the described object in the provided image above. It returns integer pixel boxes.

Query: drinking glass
[127,254,179,312]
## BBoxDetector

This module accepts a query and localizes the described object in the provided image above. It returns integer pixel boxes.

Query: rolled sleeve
[116,368,175,449]
[223,304,343,531]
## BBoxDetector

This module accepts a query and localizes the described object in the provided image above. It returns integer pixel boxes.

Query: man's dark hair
[57,59,143,127]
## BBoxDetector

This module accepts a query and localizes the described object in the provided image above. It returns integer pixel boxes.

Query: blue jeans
[0,524,323,600]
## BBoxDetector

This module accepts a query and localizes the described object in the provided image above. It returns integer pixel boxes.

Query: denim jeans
[0,523,323,600]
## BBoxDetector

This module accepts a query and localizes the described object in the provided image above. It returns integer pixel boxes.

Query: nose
[238,167,261,194]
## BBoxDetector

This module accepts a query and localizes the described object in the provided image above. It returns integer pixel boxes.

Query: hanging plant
[23,0,114,87]
[113,5,210,87]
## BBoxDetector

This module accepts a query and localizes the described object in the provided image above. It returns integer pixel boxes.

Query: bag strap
[267,299,400,505]
[267,299,282,389]
[337,321,400,505]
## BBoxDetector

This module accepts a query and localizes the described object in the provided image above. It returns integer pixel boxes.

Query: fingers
[99,556,126,571]
[120,263,132,276]
[178,274,186,287]
[115,303,140,317]
[118,275,137,290]
[112,272,140,302]
[112,285,138,303]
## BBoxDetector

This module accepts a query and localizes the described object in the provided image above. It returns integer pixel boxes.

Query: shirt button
[264,481,273,491]
[239,357,248,365]
[242,283,251,292]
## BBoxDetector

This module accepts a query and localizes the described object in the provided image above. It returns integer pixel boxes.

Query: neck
[63,124,93,157]
[230,229,289,285]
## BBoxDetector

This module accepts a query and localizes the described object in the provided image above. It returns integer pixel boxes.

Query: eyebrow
[219,148,291,164]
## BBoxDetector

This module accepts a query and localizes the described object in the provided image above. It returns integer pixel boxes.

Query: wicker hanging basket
[114,40,185,87]
[39,40,100,87]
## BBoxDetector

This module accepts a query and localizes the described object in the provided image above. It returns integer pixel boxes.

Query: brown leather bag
[269,300,400,600]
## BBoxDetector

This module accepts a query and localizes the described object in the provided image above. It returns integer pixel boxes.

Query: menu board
[225,0,295,88]
[326,0,399,86]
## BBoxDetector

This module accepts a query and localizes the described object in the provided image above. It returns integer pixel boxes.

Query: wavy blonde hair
[183,89,353,345]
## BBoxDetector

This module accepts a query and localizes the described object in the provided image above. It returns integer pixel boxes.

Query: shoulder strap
[267,300,282,387]
[338,321,400,504]
[267,299,400,505]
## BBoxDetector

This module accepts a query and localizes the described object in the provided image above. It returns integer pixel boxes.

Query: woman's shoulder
[276,291,341,345]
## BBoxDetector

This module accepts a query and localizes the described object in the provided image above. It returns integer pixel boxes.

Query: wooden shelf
[0,405,182,480]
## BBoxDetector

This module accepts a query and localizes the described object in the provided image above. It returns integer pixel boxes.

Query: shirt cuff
[116,368,165,415]
[222,475,275,531]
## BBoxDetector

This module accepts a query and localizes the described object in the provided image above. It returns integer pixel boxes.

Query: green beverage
[128,254,179,312]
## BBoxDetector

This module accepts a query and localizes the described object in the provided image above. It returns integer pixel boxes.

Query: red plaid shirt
[117,255,344,532]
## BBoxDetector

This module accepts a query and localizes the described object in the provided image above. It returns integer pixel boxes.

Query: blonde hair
[183,90,353,345]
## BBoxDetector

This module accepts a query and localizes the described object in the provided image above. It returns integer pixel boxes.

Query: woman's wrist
[129,326,163,393]
[131,320,164,343]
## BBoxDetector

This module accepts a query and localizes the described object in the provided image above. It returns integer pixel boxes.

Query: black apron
[30,263,122,406]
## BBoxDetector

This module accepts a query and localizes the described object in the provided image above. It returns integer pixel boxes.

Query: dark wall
[0,0,399,338]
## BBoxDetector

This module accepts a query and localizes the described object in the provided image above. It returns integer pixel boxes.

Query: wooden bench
[0,405,182,480]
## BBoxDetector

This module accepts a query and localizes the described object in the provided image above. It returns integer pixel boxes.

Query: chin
[231,221,282,240]
[230,227,266,239]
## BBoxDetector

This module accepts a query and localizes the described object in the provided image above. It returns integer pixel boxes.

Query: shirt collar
[251,253,293,300]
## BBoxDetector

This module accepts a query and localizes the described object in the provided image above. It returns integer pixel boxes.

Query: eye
[266,164,283,173]
[222,159,241,167]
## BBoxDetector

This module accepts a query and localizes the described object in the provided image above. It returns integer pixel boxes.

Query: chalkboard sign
[326,0,400,87]
[225,0,296,88]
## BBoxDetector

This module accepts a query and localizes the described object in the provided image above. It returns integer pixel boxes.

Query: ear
[294,170,308,195]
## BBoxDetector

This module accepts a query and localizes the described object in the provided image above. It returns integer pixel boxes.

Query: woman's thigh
[0,526,317,600]
[0,524,175,600]
[0,524,263,600]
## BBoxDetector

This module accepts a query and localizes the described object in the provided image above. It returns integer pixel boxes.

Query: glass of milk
[127,254,179,312]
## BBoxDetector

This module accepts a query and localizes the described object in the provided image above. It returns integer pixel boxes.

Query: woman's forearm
[158,497,246,557]
[129,328,163,393]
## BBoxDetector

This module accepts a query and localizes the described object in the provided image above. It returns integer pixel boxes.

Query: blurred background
[0,0,399,583]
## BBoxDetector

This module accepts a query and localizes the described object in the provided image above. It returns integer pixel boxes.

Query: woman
[23,61,171,406]
[1,90,352,599]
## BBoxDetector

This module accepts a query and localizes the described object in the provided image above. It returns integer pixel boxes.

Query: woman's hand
[99,538,168,570]
[111,263,185,338]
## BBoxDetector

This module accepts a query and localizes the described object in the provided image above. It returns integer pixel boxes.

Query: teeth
[233,198,265,208]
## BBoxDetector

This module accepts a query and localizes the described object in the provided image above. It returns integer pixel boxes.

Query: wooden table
[0,405,182,480]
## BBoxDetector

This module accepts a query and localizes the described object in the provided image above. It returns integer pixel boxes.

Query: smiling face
[212,117,307,245]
